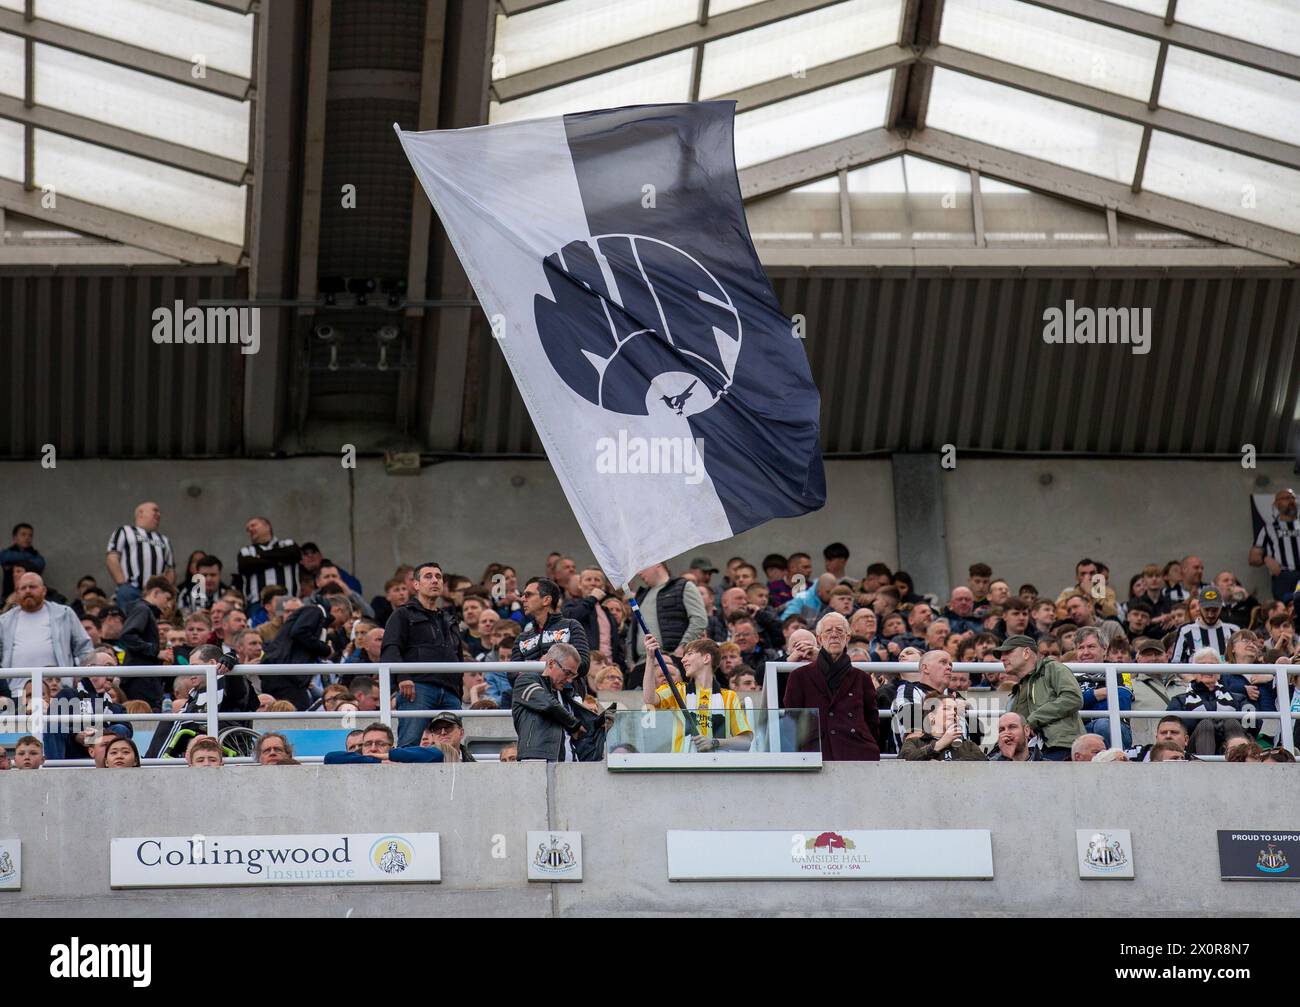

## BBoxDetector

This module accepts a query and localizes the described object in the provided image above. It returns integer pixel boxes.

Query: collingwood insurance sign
[110,833,441,888]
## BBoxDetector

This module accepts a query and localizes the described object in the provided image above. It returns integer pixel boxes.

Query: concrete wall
[4,763,1297,917]
[0,456,1285,601]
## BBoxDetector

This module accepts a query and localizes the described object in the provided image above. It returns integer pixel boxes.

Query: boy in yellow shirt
[642,633,752,753]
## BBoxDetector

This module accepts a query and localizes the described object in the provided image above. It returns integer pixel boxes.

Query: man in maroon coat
[782,611,880,760]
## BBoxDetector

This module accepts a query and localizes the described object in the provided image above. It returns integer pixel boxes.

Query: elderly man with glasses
[511,643,587,762]
[781,611,880,761]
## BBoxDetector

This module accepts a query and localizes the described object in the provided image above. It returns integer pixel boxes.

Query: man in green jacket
[997,634,1084,760]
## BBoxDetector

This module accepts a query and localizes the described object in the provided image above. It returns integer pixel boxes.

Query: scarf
[818,647,852,695]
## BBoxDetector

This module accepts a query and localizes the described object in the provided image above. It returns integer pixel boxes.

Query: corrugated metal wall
[0,269,246,458]
[466,270,1300,456]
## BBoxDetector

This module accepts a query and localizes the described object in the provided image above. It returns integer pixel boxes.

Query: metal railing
[762,660,1298,753]
[4,661,538,766]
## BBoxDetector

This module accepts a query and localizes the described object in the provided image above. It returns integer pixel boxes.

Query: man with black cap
[999,633,1085,761]
[1172,586,1239,663]
[419,711,477,762]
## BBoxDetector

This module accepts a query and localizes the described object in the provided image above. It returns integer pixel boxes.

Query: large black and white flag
[396,102,825,586]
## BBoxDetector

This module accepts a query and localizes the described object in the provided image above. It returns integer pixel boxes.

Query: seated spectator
[1093,748,1128,762]
[901,695,987,761]
[1261,747,1296,763]
[255,732,294,765]
[498,743,519,762]
[186,736,225,767]
[785,628,818,664]
[731,670,760,691]
[324,721,444,764]
[463,669,489,705]
[989,711,1041,761]
[594,666,624,691]
[999,634,1085,760]
[349,676,382,712]
[1224,738,1262,763]
[102,736,141,768]
[1127,715,1194,762]
[1073,626,1133,748]
[1166,648,1248,755]
[268,699,296,713]
[418,711,477,762]
[891,648,955,747]
[13,735,44,769]
[344,729,364,753]
[1070,734,1106,762]
[1149,741,1188,762]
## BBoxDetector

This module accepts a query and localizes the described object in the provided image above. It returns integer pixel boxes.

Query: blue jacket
[323,745,443,764]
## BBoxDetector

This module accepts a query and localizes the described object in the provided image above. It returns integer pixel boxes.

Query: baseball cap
[428,711,462,728]
[993,634,1038,654]
[689,557,717,573]
[1198,586,1225,609]
[1135,638,1166,656]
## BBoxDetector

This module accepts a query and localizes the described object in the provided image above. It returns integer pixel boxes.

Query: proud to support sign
[110,833,441,888]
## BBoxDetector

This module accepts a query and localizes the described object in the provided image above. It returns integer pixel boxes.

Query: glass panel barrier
[606,707,822,770]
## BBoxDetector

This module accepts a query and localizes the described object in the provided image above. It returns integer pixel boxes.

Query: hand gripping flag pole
[625,588,698,737]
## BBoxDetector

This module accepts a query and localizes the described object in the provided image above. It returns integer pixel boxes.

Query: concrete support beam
[892,453,949,602]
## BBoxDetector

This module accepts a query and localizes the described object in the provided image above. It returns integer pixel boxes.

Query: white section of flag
[396,118,732,587]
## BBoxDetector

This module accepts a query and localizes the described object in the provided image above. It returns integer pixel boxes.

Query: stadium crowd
[1,489,1299,766]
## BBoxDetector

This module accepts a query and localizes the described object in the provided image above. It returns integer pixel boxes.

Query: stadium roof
[489,0,1300,266]
[0,0,254,265]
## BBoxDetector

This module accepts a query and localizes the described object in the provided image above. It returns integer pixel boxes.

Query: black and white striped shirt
[106,525,174,588]
[238,537,299,605]
[1255,518,1300,571]
[1162,581,1204,606]
[1173,620,1239,663]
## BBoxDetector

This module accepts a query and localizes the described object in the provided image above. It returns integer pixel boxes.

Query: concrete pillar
[891,452,949,599]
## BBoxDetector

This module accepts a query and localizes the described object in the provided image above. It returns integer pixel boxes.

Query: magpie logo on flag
[396,101,825,587]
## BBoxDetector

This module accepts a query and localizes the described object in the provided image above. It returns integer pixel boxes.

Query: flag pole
[625,586,698,737]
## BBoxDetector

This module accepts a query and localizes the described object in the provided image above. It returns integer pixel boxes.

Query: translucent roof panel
[1142,130,1300,235]
[733,72,891,168]
[1160,47,1300,147]
[940,0,1159,102]
[1117,216,1210,246]
[0,31,21,97]
[490,50,693,123]
[493,0,697,79]
[848,155,975,242]
[746,175,843,245]
[926,68,1144,183]
[35,44,250,161]
[1175,0,1300,58]
[1100,0,1168,14]
[0,0,22,9]
[0,118,22,181]
[979,175,1108,243]
[34,130,247,245]
[37,0,255,77]
[710,0,774,13]
[699,0,902,98]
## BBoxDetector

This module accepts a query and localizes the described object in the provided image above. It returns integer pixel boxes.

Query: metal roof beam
[492,0,843,102]
[0,177,242,264]
[1019,0,1300,82]
[906,128,1300,263]
[0,9,251,100]
[738,127,906,199]
[0,95,247,183]
[721,45,910,113]
[926,46,1300,172]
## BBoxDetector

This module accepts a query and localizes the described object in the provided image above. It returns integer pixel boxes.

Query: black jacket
[380,599,463,693]
[511,670,582,761]
[512,612,590,692]
[560,596,622,668]
[145,667,259,758]
[53,678,133,760]
[118,601,164,711]
[260,601,332,708]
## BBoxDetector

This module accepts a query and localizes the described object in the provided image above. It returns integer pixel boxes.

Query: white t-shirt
[8,605,56,695]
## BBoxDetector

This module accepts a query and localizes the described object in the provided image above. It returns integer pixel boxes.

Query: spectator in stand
[901,694,986,761]
[822,542,850,581]
[1261,748,1296,764]
[960,563,988,606]
[562,566,623,670]
[214,607,248,657]
[314,560,372,619]
[299,543,362,594]
[997,598,1031,641]
[642,634,751,753]
[50,654,132,761]
[105,502,175,612]
[729,614,777,676]
[513,575,590,689]
[260,593,341,709]
[986,579,1012,608]
[79,615,102,648]
[325,720,449,764]
[381,562,465,746]
[177,554,228,615]
[1173,587,1238,662]
[892,570,924,607]
[1,522,45,599]
[148,646,258,758]
[891,649,955,748]
[1214,570,1257,630]
[234,629,264,668]
[1073,626,1133,748]
[185,736,225,768]
[1167,648,1248,755]
[2,572,94,698]
[941,587,982,636]
[989,711,1041,761]
[1030,600,1056,640]
[1250,487,1300,601]
[101,736,141,768]
[1224,738,1263,763]
[1055,559,1114,619]
[256,590,294,641]
[1070,734,1106,762]
[1063,593,1099,630]
[1000,634,1084,760]
[1128,638,1184,746]
[762,554,793,610]
[371,573,411,629]
[626,563,705,689]
[783,612,879,761]
[1264,613,1296,656]
[237,517,301,616]
[419,712,478,762]
[255,732,295,765]
[782,573,836,623]
[13,735,44,769]
[1165,555,1206,606]
[1124,600,1156,642]
[511,642,586,762]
